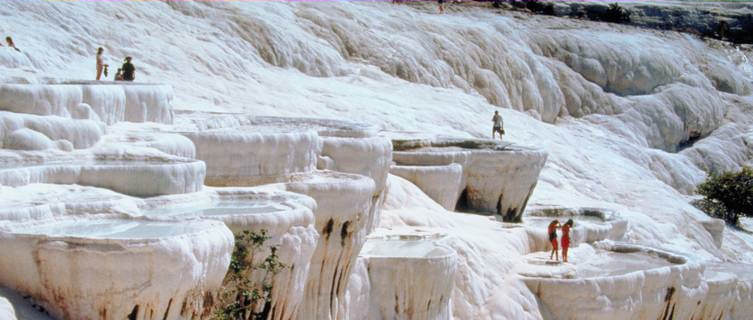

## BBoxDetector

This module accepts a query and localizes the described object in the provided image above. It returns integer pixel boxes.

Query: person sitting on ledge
[121,56,135,81]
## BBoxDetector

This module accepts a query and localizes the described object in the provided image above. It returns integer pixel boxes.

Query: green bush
[695,166,753,226]
[602,3,631,23]
[213,230,286,320]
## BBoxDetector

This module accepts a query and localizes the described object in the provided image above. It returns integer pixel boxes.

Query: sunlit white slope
[3,0,753,318]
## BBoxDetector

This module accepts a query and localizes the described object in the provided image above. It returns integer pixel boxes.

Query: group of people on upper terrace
[95,47,135,82]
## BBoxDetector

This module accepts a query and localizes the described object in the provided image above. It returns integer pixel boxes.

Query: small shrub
[213,230,286,320]
[695,166,753,226]
[602,3,631,23]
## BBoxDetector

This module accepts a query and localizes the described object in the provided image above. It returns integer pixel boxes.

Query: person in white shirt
[492,110,504,140]
[95,47,108,80]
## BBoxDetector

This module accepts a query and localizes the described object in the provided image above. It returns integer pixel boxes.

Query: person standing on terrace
[561,219,574,263]
[95,47,107,80]
[492,110,505,140]
[548,220,560,261]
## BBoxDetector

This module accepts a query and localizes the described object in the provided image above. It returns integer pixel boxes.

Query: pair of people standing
[547,219,574,262]
[96,47,135,81]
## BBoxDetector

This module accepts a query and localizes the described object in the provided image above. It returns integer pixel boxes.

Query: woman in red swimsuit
[547,220,560,261]
[561,219,574,263]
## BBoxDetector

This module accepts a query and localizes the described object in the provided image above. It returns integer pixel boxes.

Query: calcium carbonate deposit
[1,0,753,319]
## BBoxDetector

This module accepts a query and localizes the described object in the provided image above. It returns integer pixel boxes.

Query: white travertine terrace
[101,129,197,159]
[0,152,205,197]
[4,1,753,317]
[700,263,753,319]
[0,184,136,222]
[359,235,457,320]
[0,216,233,320]
[1,111,103,150]
[390,163,464,210]
[521,242,704,320]
[320,136,392,233]
[0,47,32,70]
[0,296,16,320]
[0,82,174,125]
[262,170,376,320]
[522,206,628,251]
[179,129,320,186]
[389,133,548,221]
[143,188,319,320]
[173,114,391,194]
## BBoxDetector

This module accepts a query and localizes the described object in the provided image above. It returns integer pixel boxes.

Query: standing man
[492,110,504,140]
[121,56,135,81]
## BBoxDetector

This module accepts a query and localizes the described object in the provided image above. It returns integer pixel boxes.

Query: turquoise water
[13,219,202,239]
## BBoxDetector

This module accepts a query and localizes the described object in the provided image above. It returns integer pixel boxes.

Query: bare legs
[549,244,559,261]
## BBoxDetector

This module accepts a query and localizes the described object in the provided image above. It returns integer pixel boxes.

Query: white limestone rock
[389,164,464,210]
[0,184,137,222]
[0,216,233,320]
[391,135,547,221]
[261,170,376,320]
[521,242,704,320]
[522,206,628,252]
[144,188,319,320]
[102,129,197,159]
[0,47,32,70]
[0,111,103,149]
[321,136,392,233]
[698,264,753,320]
[0,296,16,320]
[360,236,458,320]
[3,128,55,150]
[0,151,205,197]
[180,129,320,186]
[0,82,174,125]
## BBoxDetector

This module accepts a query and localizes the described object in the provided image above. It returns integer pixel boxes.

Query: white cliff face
[144,188,320,320]
[390,164,465,210]
[0,111,103,149]
[0,151,206,197]
[265,171,376,320]
[391,136,548,221]
[0,217,233,320]
[320,136,392,233]
[0,83,174,124]
[360,236,458,320]
[520,242,705,320]
[180,128,320,186]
